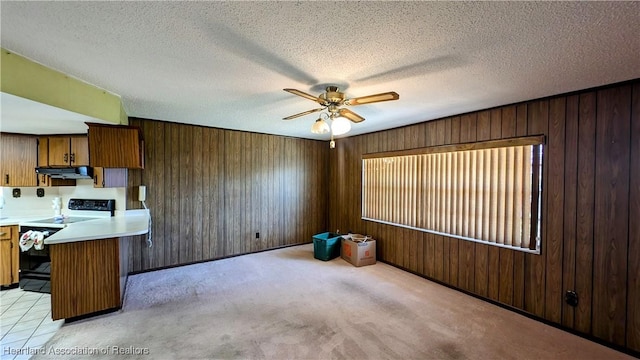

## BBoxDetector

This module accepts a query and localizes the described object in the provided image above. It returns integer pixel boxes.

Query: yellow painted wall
[0,48,127,125]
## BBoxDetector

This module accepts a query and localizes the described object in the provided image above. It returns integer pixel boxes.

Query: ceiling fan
[282,86,399,125]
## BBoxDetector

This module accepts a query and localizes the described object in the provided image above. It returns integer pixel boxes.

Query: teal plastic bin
[312,232,342,261]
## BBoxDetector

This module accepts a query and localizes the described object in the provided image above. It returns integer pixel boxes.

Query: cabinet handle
[0,232,6,237]
[70,153,75,163]
[64,153,69,163]
[94,175,98,185]
[4,174,8,184]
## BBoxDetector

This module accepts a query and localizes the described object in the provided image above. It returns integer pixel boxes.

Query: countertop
[46,211,150,244]
[0,215,50,226]
[0,210,150,244]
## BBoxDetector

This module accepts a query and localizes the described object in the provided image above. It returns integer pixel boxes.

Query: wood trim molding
[363,135,545,159]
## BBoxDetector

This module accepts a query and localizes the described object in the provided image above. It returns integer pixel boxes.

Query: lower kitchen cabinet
[50,237,128,320]
[0,226,19,286]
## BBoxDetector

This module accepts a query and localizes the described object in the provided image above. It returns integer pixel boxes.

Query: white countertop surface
[45,210,150,244]
[0,216,49,226]
[0,210,150,244]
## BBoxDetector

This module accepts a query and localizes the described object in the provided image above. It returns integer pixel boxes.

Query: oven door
[19,226,56,293]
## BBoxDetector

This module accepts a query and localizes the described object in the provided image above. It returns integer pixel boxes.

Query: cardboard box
[341,234,376,267]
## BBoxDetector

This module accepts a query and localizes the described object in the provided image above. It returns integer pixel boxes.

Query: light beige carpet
[34,244,632,359]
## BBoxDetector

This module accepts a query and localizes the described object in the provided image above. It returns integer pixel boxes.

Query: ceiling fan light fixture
[282,86,399,136]
[331,116,351,136]
[311,117,330,134]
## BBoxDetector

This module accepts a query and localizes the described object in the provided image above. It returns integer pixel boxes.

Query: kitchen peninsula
[47,211,149,320]
[1,211,149,320]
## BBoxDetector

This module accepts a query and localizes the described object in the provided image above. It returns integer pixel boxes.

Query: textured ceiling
[1,1,639,139]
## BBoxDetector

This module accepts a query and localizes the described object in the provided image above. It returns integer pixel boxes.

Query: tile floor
[0,288,63,360]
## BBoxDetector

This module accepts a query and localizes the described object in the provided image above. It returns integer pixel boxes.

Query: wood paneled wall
[122,80,638,353]
[328,79,640,353]
[126,119,329,272]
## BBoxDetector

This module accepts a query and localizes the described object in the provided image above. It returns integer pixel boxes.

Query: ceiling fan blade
[283,88,324,104]
[282,107,324,120]
[338,108,365,123]
[346,91,399,106]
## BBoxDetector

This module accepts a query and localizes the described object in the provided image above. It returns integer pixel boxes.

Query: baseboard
[128,241,313,275]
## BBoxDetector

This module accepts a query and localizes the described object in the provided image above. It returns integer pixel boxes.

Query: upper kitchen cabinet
[93,167,127,188]
[0,133,37,187]
[36,137,77,187]
[87,123,144,169]
[40,135,89,167]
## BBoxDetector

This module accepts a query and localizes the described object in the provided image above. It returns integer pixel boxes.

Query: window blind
[362,136,543,251]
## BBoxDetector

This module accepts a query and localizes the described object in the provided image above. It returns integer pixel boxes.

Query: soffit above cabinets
[0,92,111,135]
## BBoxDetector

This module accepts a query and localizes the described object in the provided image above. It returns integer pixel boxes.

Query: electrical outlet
[565,290,578,307]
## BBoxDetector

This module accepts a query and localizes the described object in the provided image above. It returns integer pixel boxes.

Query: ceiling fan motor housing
[320,86,345,105]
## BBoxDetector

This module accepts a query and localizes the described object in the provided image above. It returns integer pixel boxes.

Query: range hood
[36,166,94,179]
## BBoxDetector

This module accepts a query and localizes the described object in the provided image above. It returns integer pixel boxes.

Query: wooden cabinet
[39,135,89,167]
[0,226,19,286]
[37,173,76,187]
[87,123,144,169]
[0,133,37,187]
[37,137,49,168]
[36,136,84,186]
[50,237,127,320]
[93,167,127,188]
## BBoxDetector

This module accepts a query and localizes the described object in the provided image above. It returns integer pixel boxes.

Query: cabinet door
[0,226,16,286]
[10,226,18,285]
[38,173,50,187]
[38,137,49,166]
[48,137,71,166]
[88,124,144,168]
[0,134,38,187]
[70,136,89,166]
[93,167,104,187]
